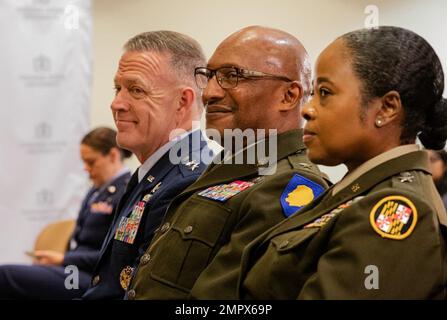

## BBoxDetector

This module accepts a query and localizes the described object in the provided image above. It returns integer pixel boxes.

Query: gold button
[92,275,100,286]
[127,289,136,300]
[184,225,193,234]
[140,253,151,265]
[279,240,289,249]
[160,222,170,233]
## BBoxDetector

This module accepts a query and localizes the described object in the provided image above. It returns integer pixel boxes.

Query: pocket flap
[271,228,319,252]
[171,196,232,247]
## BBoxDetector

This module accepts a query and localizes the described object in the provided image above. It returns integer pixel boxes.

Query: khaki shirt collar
[332,144,420,196]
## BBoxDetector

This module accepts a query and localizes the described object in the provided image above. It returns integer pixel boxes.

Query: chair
[34,219,76,253]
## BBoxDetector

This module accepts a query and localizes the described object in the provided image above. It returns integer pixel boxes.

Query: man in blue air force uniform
[82,31,213,299]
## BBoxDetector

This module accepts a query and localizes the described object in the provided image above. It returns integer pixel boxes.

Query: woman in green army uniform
[239,26,447,299]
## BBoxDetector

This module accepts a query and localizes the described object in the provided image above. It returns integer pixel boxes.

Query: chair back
[34,219,76,253]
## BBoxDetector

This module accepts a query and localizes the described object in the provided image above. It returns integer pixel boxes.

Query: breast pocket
[250,228,321,298]
[150,196,232,292]
[112,237,138,254]
[274,228,322,285]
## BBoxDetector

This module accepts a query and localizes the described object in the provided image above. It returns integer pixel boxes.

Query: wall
[91,0,447,182]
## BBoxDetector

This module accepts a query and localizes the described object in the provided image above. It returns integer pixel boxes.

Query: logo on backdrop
[36,189,55,207]
[35,122,52,140]
[33,55,51,73]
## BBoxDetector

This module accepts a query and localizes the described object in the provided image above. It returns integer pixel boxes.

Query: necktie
[125,169,139,194]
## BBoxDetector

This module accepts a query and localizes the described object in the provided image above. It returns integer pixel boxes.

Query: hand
[33,250,64,266]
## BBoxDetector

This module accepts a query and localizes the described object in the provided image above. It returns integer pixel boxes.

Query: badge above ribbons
[280,174,325,217]
[369,195,417,240]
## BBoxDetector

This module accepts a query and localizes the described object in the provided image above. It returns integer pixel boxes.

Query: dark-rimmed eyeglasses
[194,66,293,90]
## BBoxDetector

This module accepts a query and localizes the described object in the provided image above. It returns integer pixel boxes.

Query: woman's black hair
[81,127,132,160]
[432,150,447,195]
[340,26,447,149]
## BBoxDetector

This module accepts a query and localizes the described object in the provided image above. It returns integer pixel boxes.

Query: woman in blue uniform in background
[0,127,132,299]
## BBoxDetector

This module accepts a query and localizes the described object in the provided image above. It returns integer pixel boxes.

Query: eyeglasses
[194,66,293,90]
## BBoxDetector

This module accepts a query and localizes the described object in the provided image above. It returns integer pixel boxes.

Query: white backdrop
[91,0,447,182]
[0,0,92,264]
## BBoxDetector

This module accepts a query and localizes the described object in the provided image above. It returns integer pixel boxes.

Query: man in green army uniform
[125,26,330,299]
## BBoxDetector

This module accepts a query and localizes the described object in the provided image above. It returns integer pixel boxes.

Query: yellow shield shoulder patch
[369,195,417,240]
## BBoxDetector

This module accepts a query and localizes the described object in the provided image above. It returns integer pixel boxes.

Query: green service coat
[239,145,447,299]
[126,129,330,299]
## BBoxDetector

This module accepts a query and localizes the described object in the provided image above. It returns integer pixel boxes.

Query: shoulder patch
[280,174,325,217]
[369,195,418,240]
[179,156,204,177]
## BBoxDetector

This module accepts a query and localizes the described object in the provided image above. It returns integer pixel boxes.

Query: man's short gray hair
[124,31,206,105]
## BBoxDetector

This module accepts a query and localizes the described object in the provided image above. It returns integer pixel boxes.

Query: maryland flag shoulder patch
[369,195,418,240]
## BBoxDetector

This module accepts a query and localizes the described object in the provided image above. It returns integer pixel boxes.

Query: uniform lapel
[143,130,209,194]
[113,171,139,222]
[102,131,208,249]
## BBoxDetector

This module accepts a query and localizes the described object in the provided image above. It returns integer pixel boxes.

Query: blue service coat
[82,131,213,299]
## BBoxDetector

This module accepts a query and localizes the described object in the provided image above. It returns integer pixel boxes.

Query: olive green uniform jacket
[239,145,447,299]
[126,129,329,299]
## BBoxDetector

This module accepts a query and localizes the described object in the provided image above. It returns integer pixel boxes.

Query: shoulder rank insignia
[198,180,255,202]
[182,156,201,171]
[397,172,414,183]
[185,159,200,171]
[280,174,325,217]
[369,195,417,240]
